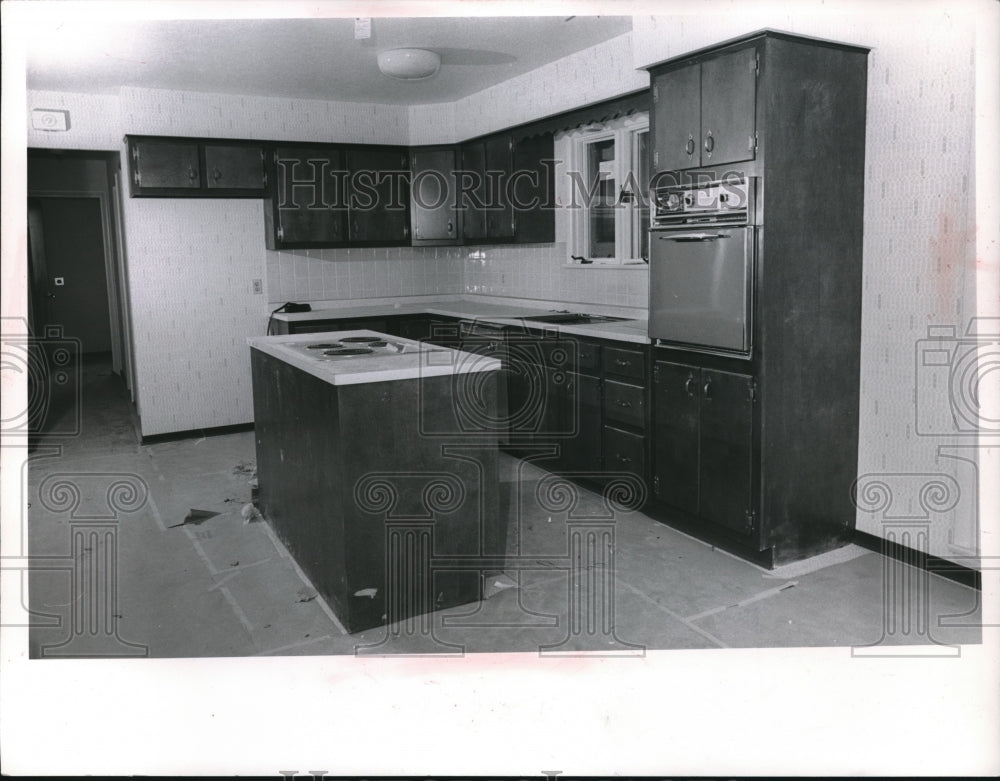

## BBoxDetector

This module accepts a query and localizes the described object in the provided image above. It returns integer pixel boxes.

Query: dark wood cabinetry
[647,32,869,565]
[651,45,757,173]
[511,133,556,243]
[265,145,411,249]
[602,346,648,480]
[127,135,266,197]
[344,147,411,245]
[410,147,460,245]
[652,361,755,536]
[265,145,345,249]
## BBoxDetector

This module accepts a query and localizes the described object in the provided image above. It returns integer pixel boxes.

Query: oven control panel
[652,177,755,226]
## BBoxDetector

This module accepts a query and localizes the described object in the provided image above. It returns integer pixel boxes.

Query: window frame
[566,113,650,267]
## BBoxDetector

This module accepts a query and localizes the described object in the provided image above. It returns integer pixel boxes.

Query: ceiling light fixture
[377,48,440,81]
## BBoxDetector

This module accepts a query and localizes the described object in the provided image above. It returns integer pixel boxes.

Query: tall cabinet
[647,32,869,566]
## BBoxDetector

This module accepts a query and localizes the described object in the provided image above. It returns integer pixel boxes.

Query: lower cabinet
[652,359,756,536]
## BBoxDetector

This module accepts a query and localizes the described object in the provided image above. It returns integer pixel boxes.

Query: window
[566,113,649,266]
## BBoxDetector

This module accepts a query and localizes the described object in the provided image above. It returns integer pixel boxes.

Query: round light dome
[377,48,441,80]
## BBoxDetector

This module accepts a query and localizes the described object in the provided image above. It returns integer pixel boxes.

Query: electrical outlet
[252,279,263,295]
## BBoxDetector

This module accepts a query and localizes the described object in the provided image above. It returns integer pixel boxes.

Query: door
[28,197,112,355]
[272,146,346,245]
[460,142,488,241]
[648,226,754,354]
[652,63,701,172]
[697,368,754,533]
[652,361,700,514]
[130,138,200,190]
[511,133,555,243]
[204,143,266,191]
[484,134,515,239]
[564,372,602,473]
[345,148,410,243]
[700,48,757,168]
[410,148,458,243]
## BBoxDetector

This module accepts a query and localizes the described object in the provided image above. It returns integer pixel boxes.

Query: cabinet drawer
[603,346,646,381]
[604,426,645,476]
[603,380,645,429]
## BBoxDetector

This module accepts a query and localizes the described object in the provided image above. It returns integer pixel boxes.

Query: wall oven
[648,177,757,357]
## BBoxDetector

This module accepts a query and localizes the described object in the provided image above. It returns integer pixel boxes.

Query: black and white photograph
[1,0,998,776]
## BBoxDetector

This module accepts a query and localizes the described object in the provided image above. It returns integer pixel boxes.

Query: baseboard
[140,422,254,445]
[852,529,981,590]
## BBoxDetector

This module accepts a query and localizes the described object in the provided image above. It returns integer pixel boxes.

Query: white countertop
[248,330,501,387]
[271,297,651,345]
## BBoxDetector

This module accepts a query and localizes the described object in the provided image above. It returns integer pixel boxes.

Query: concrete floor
[25,357,982,658]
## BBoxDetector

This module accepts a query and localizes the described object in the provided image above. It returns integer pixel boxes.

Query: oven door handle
[655,232,729,242]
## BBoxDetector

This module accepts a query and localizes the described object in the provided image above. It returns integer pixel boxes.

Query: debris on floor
[484,573,518,599]
[295,587,318,603]
[232,460,256,475]
[354,587,378,599]
[169,508,221,528]
[240,503,262,524]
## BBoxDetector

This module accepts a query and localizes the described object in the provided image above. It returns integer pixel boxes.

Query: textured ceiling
[26,15,634,105]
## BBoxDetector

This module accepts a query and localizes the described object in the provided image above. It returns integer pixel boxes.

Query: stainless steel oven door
[648,227,754,355]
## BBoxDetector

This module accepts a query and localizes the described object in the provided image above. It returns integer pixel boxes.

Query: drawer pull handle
[615,400,632,408]
[614,359,631,367]
[617,454,632,465]
[684,376,697,397]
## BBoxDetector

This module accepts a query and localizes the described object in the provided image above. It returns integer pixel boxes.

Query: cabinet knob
[685,137,695,156]
[188,166,198,181]
[704,132,715,155]
[447,221,454,234]
[212,167,222,181]
[703,379,713,400]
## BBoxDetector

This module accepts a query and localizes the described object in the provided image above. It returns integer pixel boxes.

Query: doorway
[27,196,113,354]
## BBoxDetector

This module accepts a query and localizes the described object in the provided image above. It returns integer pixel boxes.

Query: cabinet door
[652,361,700,515]
[698,368,754,533]
[270,146,346,246]
[511,133,555,243]
[700,47,757,168]
[652,64,701,172]
[565,372,603,473]
[345,148,410,244]
[460,142,488,241]
[131,138,201,190]
[204,143,266,191]
[604,426,645,477]
[410,148,459,243]
[484,134,515,239]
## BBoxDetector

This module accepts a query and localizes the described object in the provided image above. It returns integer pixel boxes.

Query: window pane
[588,138,616,258]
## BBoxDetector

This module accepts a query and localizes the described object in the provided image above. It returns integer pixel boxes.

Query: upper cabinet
[460,130,555,245]
[127,135,267,197]
[651,45,757,172]
[264,144,412,250]
[410,146,460,245]
[344,147,411,245]
[511,133,556,244]
[264,145,346,249]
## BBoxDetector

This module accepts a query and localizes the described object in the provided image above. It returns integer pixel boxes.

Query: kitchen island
[248,330,504,634]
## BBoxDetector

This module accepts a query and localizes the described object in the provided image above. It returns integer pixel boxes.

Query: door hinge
[276,224,284,241]
[653,84,659,102]
[745,509,757,532]
[653,364,660,383]
[748,378,757,402]
[652,475,661,495]
[754,52,760,75]
[654,150,659,168]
